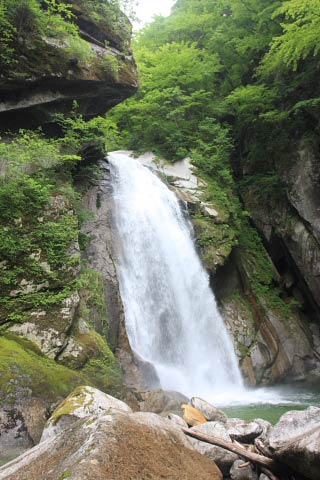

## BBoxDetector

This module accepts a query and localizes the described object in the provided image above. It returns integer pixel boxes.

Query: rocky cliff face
[0,1,138,465]
[0,0,137,129]
[242,142,320,319]
[232,141,320,384]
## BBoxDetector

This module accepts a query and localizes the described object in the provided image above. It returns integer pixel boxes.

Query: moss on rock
[192,213,238,271]
[0,335,85,404]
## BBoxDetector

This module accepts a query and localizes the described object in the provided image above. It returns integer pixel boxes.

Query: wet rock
[182,404,207,426]
[230,460,258,480]
[265,406,320,480]
[191,397,228,423]
[227,419,263,443]
[139,389,188,414]
[189,422,239,475]
[41,385,132,441]
[0,411,222,480]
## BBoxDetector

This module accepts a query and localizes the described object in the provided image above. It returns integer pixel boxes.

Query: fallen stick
[255,438,273,457]
[182,428,282,473]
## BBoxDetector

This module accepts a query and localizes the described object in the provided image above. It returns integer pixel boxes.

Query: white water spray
[109,151,244,400]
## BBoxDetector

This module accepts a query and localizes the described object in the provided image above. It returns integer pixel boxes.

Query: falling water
[109,151,244,400]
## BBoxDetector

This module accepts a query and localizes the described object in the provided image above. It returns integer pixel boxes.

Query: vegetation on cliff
[110,0,320,316]
[0,0,319,400]
[0,0,132,402]
[0,0,133,72]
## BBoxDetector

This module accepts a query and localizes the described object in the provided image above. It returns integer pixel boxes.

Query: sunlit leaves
[260,0,320,74]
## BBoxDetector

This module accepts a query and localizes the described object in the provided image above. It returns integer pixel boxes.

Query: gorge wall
[1,0,320,466]
[0,0,137,462]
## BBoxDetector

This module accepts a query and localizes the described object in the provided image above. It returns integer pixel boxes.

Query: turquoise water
[221,384,320,424]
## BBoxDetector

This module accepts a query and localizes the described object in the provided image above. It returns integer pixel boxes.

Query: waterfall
[109,151,243,401]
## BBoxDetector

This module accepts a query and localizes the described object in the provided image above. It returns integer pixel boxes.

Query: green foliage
[56,106,121,154]
[110,38,223,158]
[0,175,51,221]
[99,54,120,79]
[0,130,81,324]
[260,0,320,74]
[0,0,131,71]
[191,120,233,180]
[238,174,287,203]
[0,129,64,177]
[0,0,77,69]
[111,0,320,181]
[0,108,122,327]
[0,1,16,66]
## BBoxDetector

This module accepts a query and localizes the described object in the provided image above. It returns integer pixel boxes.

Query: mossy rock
[192,214,238,270]
[0,334,85,404]
[58,326,123,395]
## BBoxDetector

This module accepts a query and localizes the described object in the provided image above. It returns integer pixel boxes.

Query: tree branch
[182,428,283,473]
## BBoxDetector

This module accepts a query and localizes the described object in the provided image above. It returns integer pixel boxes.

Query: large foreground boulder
[41,385,132,441]
[265,406,320,480]
[0,411,222,480]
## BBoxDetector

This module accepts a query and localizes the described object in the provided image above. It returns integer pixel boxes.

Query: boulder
[227,419,263,443]
[0,411,223,480]
[41,385,132,441]
[0,400,47,461]
[265,406,320,480]
[252,418,273,443]
[139,389,188,414]
[191,397,228,423]
[167,413,188,428]
[182,404,207,426]
[190,422,239,475]
[230,460,258,480]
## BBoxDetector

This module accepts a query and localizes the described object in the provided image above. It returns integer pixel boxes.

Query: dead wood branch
[182,428,283,473]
